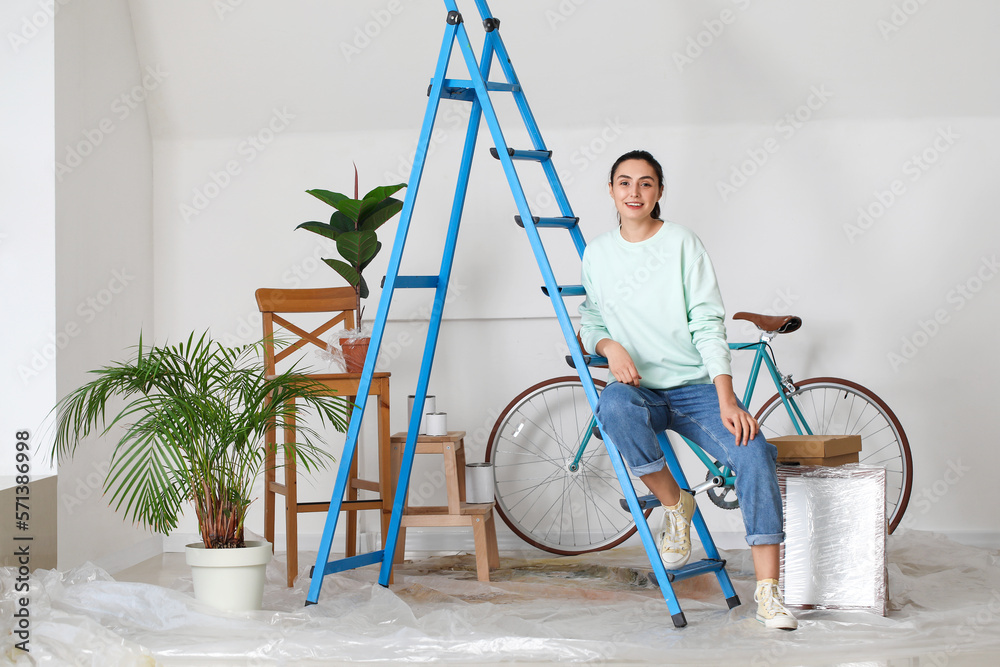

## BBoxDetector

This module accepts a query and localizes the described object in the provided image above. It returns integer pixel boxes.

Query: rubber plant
[296,166,406,328]
[51,333,350,549]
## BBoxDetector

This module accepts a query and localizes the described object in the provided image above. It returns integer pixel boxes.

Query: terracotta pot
[340,336,370,373]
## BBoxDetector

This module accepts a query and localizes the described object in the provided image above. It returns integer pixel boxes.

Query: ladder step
[317,550,385,576]
[623,493,662,511]
[383,275,440,289]
[515,215,579,229]
[649,559,728,586]
[490,147,552,162]
[431,79,522,101]
[565,353,609,369]
[541,284,585,297]
[617,490,697,512]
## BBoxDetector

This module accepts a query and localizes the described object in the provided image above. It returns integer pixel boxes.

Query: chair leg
[284,411,298,588]
[443,442,462,514]
[485,511,500,569]
[472,515,492,582]
[264,413,277,553]
[345,394,359,558]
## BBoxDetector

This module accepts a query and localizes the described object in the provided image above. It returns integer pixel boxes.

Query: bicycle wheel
[754,377,912,533]
[486,376,651,555]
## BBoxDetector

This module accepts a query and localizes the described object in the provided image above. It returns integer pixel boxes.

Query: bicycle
[485,311,913,555]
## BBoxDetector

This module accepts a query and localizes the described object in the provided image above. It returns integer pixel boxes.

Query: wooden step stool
[389,430,500,581]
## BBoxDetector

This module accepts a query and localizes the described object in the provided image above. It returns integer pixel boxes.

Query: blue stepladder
[306,0,741,628]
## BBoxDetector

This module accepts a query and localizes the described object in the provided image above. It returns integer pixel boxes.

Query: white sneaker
[755,579,798,630]
[657,490,695,568]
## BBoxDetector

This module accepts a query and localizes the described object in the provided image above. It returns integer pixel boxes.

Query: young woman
[579,150,797,630]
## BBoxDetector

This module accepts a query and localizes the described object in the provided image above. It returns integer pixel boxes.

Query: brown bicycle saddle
[733,311,802,334]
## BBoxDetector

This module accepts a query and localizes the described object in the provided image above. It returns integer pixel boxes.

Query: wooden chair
[256,287,396,587]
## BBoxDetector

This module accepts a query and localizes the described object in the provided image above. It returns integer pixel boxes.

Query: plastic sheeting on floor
[2,529,999,665]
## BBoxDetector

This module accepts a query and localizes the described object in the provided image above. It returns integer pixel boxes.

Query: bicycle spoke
[757,379,912,534]
[487,378,651,553]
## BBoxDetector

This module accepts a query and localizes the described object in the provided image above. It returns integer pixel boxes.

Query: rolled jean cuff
[628,457,666,477]
[745,532,785,546]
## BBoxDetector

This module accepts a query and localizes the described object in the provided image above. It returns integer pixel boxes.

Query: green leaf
[359,197,403,232]
[328,210,356,234]
[362,183,406,202]
[335,230,378,268]
[358,274,369,300]
[330,198,362,222]
[358,241,382,272]
[306,189,349,208]
[323,258,360,287]
[295,221,339,241]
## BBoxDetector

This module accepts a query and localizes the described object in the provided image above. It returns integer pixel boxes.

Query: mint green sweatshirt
[579,221,732,389]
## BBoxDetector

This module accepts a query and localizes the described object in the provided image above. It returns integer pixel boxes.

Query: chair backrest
[255,287,358,374]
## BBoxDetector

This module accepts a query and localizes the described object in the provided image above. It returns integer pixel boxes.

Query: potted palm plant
[51,333,350,611]
[296,166,406,371]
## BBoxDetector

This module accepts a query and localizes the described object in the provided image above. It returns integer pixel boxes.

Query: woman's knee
[596,382,644,422]
[731,435,778,472]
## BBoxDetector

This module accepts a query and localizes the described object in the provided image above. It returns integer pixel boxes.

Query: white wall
[50,0,999,561]
[1,0,56,480]
[53,0,158,570]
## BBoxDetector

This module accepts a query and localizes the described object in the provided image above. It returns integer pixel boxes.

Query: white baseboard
[145,528,1000,565]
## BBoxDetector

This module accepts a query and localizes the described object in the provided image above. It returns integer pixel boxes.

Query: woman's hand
[713,374,758,445]
[596,339,642,386]
[719,399,758,446]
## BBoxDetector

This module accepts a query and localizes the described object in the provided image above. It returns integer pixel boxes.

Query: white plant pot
[184,540,272,612]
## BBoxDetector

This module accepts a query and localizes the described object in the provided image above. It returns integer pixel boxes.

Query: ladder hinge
[483,18,500,32]
[447,11,463,25]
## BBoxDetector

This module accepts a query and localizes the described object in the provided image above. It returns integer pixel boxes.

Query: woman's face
[609,159,663,222]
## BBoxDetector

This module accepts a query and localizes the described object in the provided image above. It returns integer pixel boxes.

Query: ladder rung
[667,559,727,583]
[384,275,439,289]
[541,284,585,297]
[515,215,578,229]
[317,550,385,576]
[490,147,552,162]
[444,78,521,92]
[565,353,608,369]
[430,80,521,100]
[617,489,692,512]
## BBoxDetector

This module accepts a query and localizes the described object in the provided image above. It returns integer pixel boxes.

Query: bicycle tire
[485,376,652,555]
[754,377,912,534]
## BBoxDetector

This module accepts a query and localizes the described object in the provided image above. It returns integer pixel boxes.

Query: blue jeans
[595,382,784,546]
